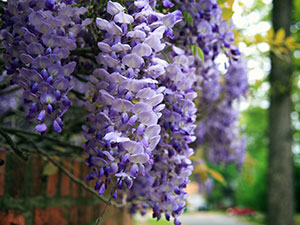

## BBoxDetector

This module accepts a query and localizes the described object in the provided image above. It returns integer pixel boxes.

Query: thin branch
[0,130,28,160]
[70,47,94,55]
[0,126,83,152]
[29,141,124,208]
[95,176,123,225]
[0,86,21,96]
[71,89,86,101]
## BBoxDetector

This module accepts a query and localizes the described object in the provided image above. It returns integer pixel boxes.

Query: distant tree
[268,0,294,225]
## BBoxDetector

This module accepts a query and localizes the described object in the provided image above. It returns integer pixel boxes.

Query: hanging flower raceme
[127,46,197,225]
[172,0,248,167]
[83,0,181,202]
[0,0,90,134]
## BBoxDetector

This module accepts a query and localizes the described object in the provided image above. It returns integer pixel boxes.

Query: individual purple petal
[112,190,117,199]
[37,109,46,122]
[138,111,158,126]
[196,20,212,35]
[162,10,182,28]
[107,1,125,16]
[147,94,164,107]
[23,29,37,43]
[106,22,123,35]
[47,104,53,114]
[103,151,115,161]
[63,62,76,75]
[145,35,166,52]
[53,119,62,133]
[163,0,174,8]
[103,132,130,143]
[97,42,112,53]
[127,30,146,40]
[174,218,181,225]
[32,56,51,69]
[114,12,134,24]
[129,153,149,164]
[122,53,144,68]
[128,115,138,126]
[35,22,53,35]
[137,124,145,136]
[28,12,44,27]
[96,18,109,30]
[53,78,70,91]
[111,43,131,52]
[45,0,54,10]
[53,47,70,59]
[35,123,47,133]
[122,79,145,92]
[128,164,139,177]
[136,88,156,100]
[133,102,152,115]
[99,90,115,105]
[40,92,56,104]
[20,54,33,64]
[149,135,161,150]
[112,99,133,112]
[145,125,161,138]
[132,43,152,57]
[48,64,64,76]
[96,54,119,68]
[99,182,106,195]
[26,42,44,55]
[122,141,143,154]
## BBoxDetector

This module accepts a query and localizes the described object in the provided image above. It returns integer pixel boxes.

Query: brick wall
[0,151,132,225]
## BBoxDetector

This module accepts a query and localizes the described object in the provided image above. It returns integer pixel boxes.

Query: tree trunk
[268,0,294,225]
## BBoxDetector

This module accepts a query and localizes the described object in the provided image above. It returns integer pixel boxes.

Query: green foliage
[182,11,193,25]
[235,107,268,212]
[207,107,269,211]
[189,45,205,62]
[147,218,173,225]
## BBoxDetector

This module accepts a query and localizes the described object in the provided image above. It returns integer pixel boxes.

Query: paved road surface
[180,212,255,225]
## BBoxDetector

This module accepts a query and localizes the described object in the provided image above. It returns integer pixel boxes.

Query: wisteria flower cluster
[172,0,248,167]
[0,0,90,134]
[0,0,248,224]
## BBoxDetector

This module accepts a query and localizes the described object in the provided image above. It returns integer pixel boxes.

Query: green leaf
[222,8,234,20]
[43,162,58,176]
[196,46,205,62]
[208,168,226,185]
[218,0,227,4]
[183,11,193,25]
[190,45,205,62]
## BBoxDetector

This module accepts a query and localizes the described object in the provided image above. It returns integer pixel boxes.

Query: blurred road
[180,212,255,225]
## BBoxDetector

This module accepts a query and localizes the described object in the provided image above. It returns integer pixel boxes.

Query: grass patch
[147,218,173,225]
[296,214,300,225]
[241,213,300,225]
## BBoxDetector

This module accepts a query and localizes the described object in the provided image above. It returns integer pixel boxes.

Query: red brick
[0,151,6,196]
[81,165,89,197]
[79,206,91,225]
[8,153,27,198]
[92,204,103,221]
[72,160,81,198]
[85,205,93,224]
[34,207,67,225]
[46,172,58,197]
[69,206,78,225]
[0,210,26,225]
[30,154,44,196]
[60,160,70,196]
